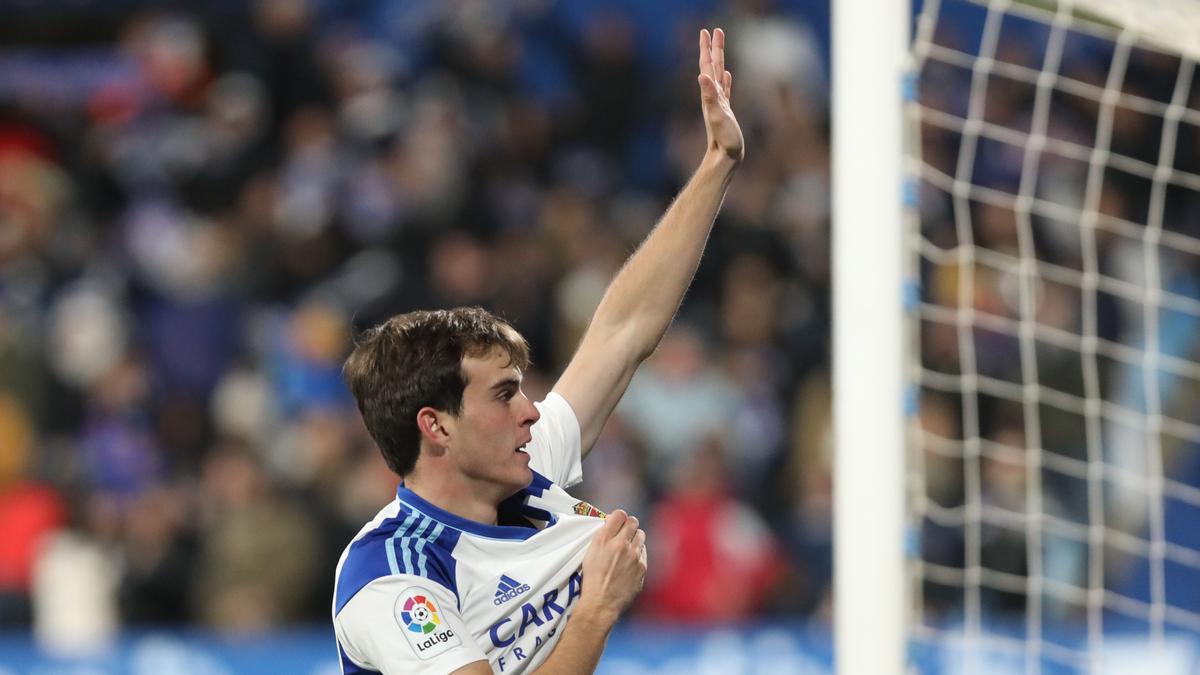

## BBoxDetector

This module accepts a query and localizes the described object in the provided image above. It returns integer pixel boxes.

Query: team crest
[572,500,607,519]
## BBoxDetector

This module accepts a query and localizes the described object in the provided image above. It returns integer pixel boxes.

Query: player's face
[447,348,540,495]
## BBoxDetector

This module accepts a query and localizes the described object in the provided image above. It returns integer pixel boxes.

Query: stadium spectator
[194,442,321,632]
[639,437,784,621]
[30,490,120,655]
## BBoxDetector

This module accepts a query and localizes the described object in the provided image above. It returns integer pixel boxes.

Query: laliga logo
[395,587,463,660]
[400,595,441,634]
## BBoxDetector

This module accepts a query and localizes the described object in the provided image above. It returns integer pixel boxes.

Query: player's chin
[511,454,533,485]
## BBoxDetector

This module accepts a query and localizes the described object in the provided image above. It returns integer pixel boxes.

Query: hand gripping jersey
[332,393,608,674]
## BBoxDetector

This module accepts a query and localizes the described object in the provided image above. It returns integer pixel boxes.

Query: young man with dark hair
[333,28,743,674]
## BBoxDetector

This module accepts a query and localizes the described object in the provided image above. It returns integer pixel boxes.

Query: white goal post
[835,1,1200,674]
[832,0,910,673]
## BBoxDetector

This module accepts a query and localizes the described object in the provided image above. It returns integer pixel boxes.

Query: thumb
[596,509,627,541]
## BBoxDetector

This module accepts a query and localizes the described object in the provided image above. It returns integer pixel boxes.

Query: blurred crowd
[0,0,834,652]
[915,4,1200,632]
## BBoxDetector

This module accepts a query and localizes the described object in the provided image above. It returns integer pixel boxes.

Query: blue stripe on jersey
[384,510,417,575]
[334,504,461,614]
[399,513,425,575]
[404,516,433,577]
[412,521,444,577]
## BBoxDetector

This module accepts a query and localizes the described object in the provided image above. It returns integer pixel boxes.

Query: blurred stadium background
[5,0,1200,673]
[0,0,831,672]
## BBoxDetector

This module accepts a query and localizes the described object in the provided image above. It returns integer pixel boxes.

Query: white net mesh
[908,0,1200,672]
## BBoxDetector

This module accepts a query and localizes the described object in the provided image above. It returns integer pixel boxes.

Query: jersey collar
[396,481,546,541]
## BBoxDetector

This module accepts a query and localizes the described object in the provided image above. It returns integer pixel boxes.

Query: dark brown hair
[343,307,531,476]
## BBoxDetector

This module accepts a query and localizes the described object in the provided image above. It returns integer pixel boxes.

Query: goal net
[908,0,1200,672]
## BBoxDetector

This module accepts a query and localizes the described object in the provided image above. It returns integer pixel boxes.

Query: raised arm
[553,27,744,456]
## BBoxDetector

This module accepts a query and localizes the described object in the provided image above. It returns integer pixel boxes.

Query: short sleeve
[334,575,486,674]
[526,392,583,488]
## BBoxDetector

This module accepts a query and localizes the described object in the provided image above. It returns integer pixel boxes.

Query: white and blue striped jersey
[332,393,608,674]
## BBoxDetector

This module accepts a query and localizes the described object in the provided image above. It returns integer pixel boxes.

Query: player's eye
[498,389,515,401]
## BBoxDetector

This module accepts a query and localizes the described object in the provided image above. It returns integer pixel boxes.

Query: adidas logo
[493,574,531,606]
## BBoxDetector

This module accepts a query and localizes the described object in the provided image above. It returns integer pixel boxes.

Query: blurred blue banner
[0,623,830,675]
[2,623,1198,674]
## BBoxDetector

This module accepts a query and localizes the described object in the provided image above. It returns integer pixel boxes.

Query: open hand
[698,28,744,163]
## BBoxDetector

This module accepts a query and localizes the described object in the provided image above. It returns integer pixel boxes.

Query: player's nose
[519,394,540,427]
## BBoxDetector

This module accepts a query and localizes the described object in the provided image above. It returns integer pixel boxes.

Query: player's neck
[402,468,505,526]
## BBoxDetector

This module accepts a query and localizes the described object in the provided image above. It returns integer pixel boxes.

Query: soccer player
[332,27,744,674]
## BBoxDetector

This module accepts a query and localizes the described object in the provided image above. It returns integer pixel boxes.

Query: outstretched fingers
[712,28,725,86]
[695,26,743,161]
[699,28,730,100]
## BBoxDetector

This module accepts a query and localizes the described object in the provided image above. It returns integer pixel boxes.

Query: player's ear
[417,407,450,448]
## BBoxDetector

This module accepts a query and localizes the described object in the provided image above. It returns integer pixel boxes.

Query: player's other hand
[579,509,647,625]
[698,28,744,164]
